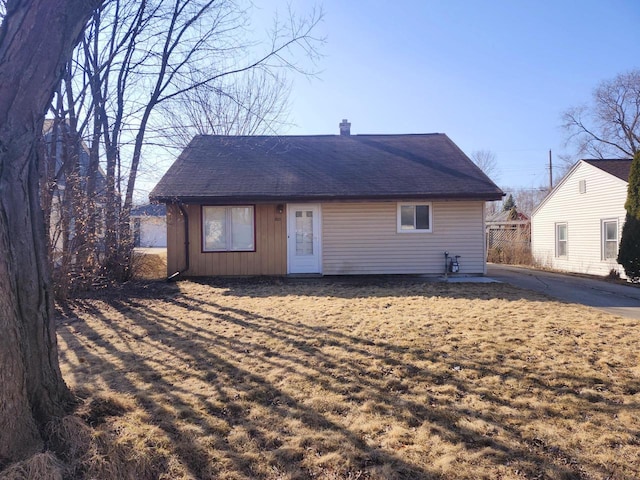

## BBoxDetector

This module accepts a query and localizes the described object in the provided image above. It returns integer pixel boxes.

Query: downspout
[167,202,189,281]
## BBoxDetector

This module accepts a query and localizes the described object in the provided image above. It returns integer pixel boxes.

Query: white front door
[287,204,321,274]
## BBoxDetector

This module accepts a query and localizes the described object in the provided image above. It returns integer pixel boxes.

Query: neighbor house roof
[486,209,529,224]
[583,159,632,182]
[532,158,632,216]
[131,204,166,217]
[150,134,504,203]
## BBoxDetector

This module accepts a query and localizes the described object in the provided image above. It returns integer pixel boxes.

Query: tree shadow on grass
[57,297,437,478]
[55,280,640,479]
[184,275,557,302]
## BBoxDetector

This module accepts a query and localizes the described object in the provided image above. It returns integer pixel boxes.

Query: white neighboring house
[531,159,631,277]
[131,204,167,248]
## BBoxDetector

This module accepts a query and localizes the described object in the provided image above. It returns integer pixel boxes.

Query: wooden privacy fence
[486,221,532,264]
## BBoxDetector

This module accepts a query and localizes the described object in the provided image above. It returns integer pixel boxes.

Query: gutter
[167,203,189,281]
[153,192,505,204]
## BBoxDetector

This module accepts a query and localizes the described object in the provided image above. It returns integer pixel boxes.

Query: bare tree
[563,69,640,158]
[0,0,100,464]
[41,63,106,296]
[471,149,500,182]
[156,69,292,148]
[55,0,322,281]
[117,2,322,277]
[35,0,322,289]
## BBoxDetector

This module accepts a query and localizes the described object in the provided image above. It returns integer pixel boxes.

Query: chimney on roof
[339,119,351,136]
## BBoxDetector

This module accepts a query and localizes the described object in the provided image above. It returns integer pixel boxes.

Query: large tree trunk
[0,0,100,466]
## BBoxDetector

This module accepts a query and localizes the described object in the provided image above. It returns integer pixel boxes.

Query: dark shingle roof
[583,159,632,182]
[150,134,504,203]
[131,204,166,217]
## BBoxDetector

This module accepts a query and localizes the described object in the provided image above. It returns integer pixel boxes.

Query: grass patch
[47,277,640,479]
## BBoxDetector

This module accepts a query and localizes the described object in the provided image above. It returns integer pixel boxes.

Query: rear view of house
[150,121,503,278]
[531,159,631,277]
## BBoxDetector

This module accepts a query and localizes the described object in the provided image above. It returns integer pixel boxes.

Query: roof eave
[151,191,505,204]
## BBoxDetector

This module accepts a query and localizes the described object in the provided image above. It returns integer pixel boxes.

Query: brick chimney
[339,119,351,136]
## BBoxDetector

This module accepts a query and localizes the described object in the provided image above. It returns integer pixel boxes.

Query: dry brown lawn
[48,277,640,479]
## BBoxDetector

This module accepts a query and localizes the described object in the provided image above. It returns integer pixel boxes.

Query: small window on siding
[202,206,255,252]
[555,223,567,257]
[579,179,586,194]
[397,203,432,233]
[602,220,618,260]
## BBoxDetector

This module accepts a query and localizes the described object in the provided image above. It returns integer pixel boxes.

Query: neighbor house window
[202,206,254,251]
[397,203,432,233]
[555,223,567,257]
[602,219,618,260]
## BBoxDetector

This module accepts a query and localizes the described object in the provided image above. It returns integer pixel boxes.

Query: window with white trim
[555,223,567,257]
[602,219,618,260]
[397,203,432,233]
[202,206,254,251]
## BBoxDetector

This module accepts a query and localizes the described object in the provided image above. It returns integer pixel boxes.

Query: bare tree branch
[470,149,500,182]
[48,0,324,281]
[562,70,640,159]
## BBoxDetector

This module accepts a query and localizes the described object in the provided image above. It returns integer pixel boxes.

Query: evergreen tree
[618,214,640,280]
[503,194,515,211]
[618,151,640,281]
[624,151,640,216]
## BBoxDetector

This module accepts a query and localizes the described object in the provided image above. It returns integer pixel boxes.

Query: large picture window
[202,206,254,252]
[397,203,432,233]
[555,223,567,257]
[602,219,618,260]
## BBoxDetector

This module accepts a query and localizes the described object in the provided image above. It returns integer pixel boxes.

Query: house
[150,120,503,277]
[131,204,167,248]
[531,159,632,277]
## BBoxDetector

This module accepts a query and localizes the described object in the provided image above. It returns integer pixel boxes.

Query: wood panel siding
[166,203,287,276]
[322,201,487,275]
[531,162,627,277]
[166,204,186,276]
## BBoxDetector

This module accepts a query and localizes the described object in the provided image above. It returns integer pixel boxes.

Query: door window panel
[295,210,314,255]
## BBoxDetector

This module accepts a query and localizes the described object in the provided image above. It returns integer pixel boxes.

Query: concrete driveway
[487,264,640,319]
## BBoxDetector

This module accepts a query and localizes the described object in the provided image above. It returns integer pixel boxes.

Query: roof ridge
[582,158,632,162]
[194,133,445,139]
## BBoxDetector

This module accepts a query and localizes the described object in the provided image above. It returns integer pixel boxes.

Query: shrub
[487,243,533,265]
[618,213,640,282]
[618,151,640,281]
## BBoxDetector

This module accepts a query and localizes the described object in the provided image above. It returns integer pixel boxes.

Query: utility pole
[549,149,553,190]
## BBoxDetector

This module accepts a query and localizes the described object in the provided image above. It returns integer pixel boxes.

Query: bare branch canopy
[562,69,640,159]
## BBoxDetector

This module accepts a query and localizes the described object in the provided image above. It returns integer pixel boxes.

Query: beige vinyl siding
[322,201,486,275]
[166,203,287,276]
[531,162,627,277]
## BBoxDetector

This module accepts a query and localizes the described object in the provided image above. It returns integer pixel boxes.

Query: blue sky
[256,0,640,190]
